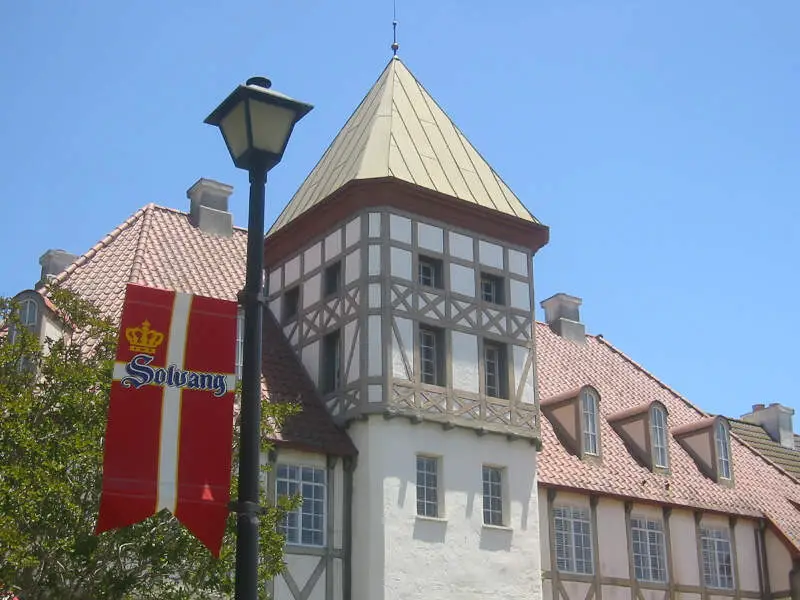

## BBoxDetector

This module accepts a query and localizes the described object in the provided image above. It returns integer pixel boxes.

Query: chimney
[187,178,234,237]
[741,403,796,449]
[38,249,78,287]
[540,293,585,344]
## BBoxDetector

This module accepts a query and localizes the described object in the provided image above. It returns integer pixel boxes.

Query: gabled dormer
[541,385,602,461]
[672,416,734,485]
[608,401,670,474]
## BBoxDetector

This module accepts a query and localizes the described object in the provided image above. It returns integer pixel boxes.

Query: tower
[264,57,549,599]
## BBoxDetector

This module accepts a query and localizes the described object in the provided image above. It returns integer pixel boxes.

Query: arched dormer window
[20,299,38,328]
[715,420,732,480]
[650,404,669,468]
[581,388,599,456]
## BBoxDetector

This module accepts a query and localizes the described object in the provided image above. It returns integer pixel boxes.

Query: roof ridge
[590,329,800,487]
[148,203,249,233]
[37,203,154,294]
[129,203,155,283]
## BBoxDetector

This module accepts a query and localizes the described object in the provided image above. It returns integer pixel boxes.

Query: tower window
[418,255,443,289]
[416,455,440,518]
[321,330,341,394]
[581,388,599,456]
[651,405,669,469]
[419,326,445,386]
[482,465,504,526]
[283,286,300,323]
[483,341,508,399]
[480,273,505,305]
[324,261,342,297]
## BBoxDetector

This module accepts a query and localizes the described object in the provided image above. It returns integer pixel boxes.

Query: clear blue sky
[1,2,798,426]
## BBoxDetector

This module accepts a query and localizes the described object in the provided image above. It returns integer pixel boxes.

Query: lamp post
[205,77,312,600]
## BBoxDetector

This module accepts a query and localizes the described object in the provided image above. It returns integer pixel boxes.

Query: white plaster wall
[389,214,411,243]
[418,223,443,252]
[325,229,342,261]
[368,315,382,377]
[369,212,382,237]
[344,321,360,383]
[304,242,322,274]
[449,231,473,261]
[285,256,301,286]
[41,316,64,343]
[765,528,793,594]
[510,279,530,310]
[368,283,381,308]
[562,580,590,600]
[304,273,322,309]
[603,585,631,600]
[671,509,700,585]
[596,498,628,578]
[302,340,320,386]
[734,519,759,592]
[478,240,503,269]
[344,249,360,284]
[450,263,476,297]
[269,267,282,295]
[451,331,479,393]
[368,245,381,276]
[349,417,542,600]
[390,247,412,281]
[269,297,282,322]
[345,216,360,248]
[513,345,534,404]
[392,316,414,381]
[508,249,528,276]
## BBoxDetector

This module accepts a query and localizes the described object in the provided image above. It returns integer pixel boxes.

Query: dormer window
[715,421,731,479]
[581,388,599,456]
[651,405,669,468]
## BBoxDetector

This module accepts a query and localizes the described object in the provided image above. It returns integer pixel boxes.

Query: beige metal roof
[269,57,539,235]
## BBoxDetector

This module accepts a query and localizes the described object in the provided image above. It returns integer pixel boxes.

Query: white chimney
[540,293,585,344]
[187,178,234,237]
[38,249,78,287]
[741,403,795,449]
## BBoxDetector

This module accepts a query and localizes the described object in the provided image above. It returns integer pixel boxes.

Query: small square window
[321,330,341,394]
[419,326,445,386]
[483,341,508,399]
[418,256,443,289]
[283,287,300,323]
[480,273,505,305]
[324,261,342,297]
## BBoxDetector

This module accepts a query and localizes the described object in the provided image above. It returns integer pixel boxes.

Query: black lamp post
[205,77,312,600]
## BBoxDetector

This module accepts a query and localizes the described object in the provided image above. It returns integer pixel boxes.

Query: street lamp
[205,77,312,600]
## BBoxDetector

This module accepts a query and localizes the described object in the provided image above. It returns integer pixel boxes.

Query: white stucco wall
[349,417,542,600]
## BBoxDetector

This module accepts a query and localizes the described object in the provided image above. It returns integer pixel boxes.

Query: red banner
[96,283,238,556]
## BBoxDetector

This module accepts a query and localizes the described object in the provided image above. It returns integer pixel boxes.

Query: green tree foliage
[0,288,298,599]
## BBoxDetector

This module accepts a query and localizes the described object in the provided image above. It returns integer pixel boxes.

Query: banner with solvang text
[95,283,237,556]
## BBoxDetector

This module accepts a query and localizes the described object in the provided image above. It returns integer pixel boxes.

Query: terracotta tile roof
[535,323,800,554]
[38,203,355,456]
[728,419,800,481]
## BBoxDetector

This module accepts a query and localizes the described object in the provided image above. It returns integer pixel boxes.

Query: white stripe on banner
[157,292,192,513]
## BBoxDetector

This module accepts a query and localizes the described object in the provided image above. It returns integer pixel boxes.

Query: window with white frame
[701,527,734,589]
[553,506,594,574]
[631,516,668,582]
[419,326,445,386]
[581,389,599,456]
[483,341,508,399]
[651,405,669,468]
[482,465,504,526]
[19,299,37,328]
[416,455,439,518]
[276,464,326,546]
[715,421,732,479]
[235,310,244,379]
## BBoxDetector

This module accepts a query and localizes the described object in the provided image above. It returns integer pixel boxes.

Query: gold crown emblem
[125,320,165,354]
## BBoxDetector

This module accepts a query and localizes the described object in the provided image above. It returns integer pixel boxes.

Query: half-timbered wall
[266,448,352,600]
[538,488,796,600]
[349,417,542,600]
[265,208,539,440]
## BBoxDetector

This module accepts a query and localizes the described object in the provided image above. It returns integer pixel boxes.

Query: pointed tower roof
[269,57,542,235]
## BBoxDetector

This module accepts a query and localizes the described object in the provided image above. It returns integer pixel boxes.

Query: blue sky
[1,2,798,427]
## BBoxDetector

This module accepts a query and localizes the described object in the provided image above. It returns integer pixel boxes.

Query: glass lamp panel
[248,99,296,154]
[220,101,249,159]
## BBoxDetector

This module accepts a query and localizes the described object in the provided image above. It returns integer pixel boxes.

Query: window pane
[582,390,599,455]
[553,506,593,575]
[276,465,326,547]
[416,456,439,518]
[482,466,503,526]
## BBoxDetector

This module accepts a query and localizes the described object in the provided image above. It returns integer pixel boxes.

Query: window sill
[415,515,448,524]
[481,523,513,532]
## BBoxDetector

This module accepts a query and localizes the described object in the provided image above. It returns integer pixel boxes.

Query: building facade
[10,55,800,600]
